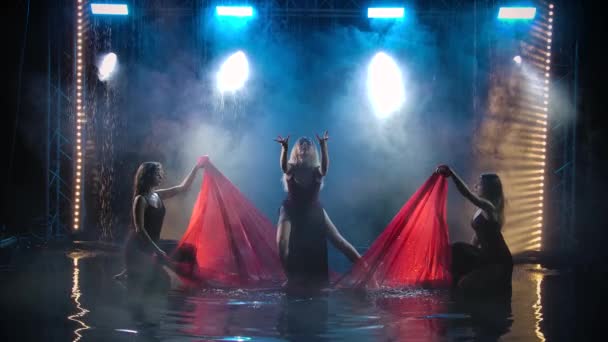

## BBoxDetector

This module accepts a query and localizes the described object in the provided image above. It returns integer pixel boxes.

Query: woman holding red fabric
[436,165,513,295]
[114,157,208,288]
[275,132,361,290]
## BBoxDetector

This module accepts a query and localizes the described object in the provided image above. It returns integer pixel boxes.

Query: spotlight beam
[367,52,405,118]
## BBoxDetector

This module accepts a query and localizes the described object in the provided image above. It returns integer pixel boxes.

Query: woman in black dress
[436,165,513,295]
[274,132,361,290]
[116,157,207,291]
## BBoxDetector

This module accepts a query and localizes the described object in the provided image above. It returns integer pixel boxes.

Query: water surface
[0,248,599,341]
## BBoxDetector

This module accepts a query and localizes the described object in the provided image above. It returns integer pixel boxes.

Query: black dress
[451,211,513,292]
[124,194,167,289]
[281,165,328,288]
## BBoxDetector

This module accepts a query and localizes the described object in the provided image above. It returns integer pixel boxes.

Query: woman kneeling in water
[436,165,513,295]
[116,157,208,291]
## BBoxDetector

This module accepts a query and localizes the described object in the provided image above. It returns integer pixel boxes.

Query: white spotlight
[513,55,522,64]
[217,51,249,93]
[98,52,118,81]
[367,52,405,118]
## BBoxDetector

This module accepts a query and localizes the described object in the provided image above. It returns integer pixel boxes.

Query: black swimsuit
[125,194,166,277]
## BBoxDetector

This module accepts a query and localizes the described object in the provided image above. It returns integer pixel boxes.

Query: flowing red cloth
[336,174,452,289]
[172,163,285,288]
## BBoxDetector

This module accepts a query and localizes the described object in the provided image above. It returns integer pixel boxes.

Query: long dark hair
[133,162,162,200]
[479,173,505,225]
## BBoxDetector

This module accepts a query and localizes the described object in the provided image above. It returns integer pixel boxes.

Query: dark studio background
[1,0,607,267]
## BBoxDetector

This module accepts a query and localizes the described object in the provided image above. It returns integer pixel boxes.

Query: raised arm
[274,135,290,174]
[157,157,207,200]
[316,130,329,176]
[323,210,361,263]
[437,165,496,217]
[133,195,166,256]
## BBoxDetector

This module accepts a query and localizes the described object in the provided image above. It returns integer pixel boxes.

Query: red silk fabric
[173,163,285,288]
[174,164,450,290]
[336,174,452,289]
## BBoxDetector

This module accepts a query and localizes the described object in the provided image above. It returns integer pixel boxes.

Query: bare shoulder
[133,195,147,208]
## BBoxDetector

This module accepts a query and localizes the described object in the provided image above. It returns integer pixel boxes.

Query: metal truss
[46,0,73,239]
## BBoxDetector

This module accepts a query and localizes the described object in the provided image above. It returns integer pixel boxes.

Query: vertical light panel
[505,3,553,253]
[475,2,554,254]
[534,3,554,251]
[73,0,87,230]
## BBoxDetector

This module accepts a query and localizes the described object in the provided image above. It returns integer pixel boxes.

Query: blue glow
[497,7,536,20]
[367,7,405,19]
[216,6,254,17]
[90,3,129,15]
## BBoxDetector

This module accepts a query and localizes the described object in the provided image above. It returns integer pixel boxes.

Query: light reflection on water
[533,265,546,342]
[81,262,546,341]
[67,256,90,342]
[0,250,557,341]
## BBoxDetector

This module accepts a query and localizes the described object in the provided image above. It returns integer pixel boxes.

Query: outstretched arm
[324,210,361,263]
[274,135,290,174]
[157,157,207,200]
[133,195,166,256]
[437,165,496,217]
[316,131,329,176]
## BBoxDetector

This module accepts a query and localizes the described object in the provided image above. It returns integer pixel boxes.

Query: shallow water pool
[0,247,601,341]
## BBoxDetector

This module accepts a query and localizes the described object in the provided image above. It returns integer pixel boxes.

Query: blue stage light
[498,7,536,20]
[367,52,405,118]
[91,3,129,15]
[367,7,405,19]
[216,6,254,17]
[217,51,250,93]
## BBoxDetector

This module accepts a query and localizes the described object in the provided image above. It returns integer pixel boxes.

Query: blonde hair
[288,137,320,166]
[282,137,322,192]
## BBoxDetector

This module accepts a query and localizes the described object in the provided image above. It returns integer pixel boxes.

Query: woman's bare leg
[276,206,292,269]
[323,209,361,262]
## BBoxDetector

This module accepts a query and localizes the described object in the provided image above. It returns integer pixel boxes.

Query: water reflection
[502,264,549,341]
[533,265,546,342]
[67,257,90,342]
[376,290,449,341]
[277,295,329,341]
[171,289,282,341]
[8,253,556,342]
[453,291,513,341]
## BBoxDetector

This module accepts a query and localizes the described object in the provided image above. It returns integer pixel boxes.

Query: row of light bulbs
[74,0,85,230]
[535,3,554,248]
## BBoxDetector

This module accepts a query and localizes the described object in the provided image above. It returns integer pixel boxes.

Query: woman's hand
[197,156,209,168]
[197,155,210,169]
[274,135,290,148]
[435,165,453,177]
[360,261,380,288]
[316,130,329,145]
